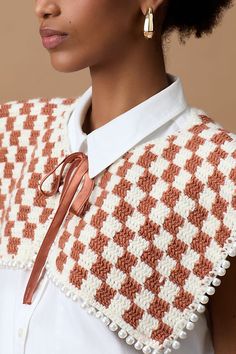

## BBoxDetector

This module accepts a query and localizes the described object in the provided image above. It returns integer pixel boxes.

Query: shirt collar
[67,72,189,179]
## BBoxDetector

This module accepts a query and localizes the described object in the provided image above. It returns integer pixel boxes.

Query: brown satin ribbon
[23,152,95,305]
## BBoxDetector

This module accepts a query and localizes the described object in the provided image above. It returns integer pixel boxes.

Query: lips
[39,27,69,49]
[39,28,68,37]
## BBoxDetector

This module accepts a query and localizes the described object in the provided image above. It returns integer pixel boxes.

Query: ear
[139,0,167,16]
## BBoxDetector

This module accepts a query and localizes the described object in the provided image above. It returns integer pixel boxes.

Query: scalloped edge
[43,241,236,354]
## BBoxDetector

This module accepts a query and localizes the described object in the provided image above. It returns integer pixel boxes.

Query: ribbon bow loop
[39,152,86,198]
[23,151,95,305]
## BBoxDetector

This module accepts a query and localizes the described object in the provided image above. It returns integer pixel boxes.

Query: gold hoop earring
[144,7,154,39]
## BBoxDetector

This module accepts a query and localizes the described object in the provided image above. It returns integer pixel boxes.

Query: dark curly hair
[161,0,234,43]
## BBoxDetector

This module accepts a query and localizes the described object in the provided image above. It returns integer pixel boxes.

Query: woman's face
[35,0,145,73]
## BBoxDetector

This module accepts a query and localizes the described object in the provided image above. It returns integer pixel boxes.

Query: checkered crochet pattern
[1,98,236,354]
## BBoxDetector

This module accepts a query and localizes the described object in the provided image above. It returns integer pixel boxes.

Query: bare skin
[35,0,169,132]
[34,0,236,352]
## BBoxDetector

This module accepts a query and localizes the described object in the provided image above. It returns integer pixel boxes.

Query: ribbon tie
[23,152,95,305]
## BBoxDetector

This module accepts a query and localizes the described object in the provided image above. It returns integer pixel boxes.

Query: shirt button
[18,328,25,338]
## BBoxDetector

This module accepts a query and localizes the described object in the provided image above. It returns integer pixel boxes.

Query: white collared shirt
[68,73,190,178]
[0,73,215,354]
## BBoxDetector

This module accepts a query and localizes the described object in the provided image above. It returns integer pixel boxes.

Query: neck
[82,39,169,135]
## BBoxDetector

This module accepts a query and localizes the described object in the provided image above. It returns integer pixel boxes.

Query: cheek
[67,0,136,48]
[50,0,139,72]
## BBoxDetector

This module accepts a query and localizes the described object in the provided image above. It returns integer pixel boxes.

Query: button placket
[14,271,49,354]
[17,327,27,340]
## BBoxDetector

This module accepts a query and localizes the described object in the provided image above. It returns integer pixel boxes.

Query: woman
[0,1,235,354]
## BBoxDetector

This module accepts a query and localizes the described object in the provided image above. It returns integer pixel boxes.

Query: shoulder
[0,96,78,119]
[182,107,236,151]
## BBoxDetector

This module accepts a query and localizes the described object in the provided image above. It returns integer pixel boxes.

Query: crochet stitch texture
[0,97,236,353]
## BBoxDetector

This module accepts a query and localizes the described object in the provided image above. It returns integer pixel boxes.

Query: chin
[49,52,89,73]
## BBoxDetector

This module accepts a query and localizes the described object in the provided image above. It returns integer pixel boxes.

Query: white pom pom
[126,336,135,345]
[217,267,226,277]
[142,345,152,354]
[222,260,230,269]
[152,350,160,354]
[186,321,195,331]
[200,295,209,304]
[229,245,236,257]
[197,304,206,313]
[118,329,127,339]
[190,313,198,322]
[134,341,144,350]
[94,311,102,319]
[172,340,180,350]
[101,316,110,326]
[206,286,215,296]
[109,322,118,332]
[152,349,160,354]
[164,349,172,354]
[27,261,33,269]
[72,294,78,301]
[212,278,221,287]
[65,290,71,297]
[80,300,88,309]
[179,330,187,339]
[87,306,96,315]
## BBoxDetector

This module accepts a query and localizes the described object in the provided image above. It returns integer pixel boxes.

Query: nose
[35,0,60,19]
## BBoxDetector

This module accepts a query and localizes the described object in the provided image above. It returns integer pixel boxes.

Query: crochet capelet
[0,97,236,354]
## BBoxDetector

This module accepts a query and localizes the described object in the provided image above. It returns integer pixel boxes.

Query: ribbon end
[23,267,47,305]
[23,289,33,305]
